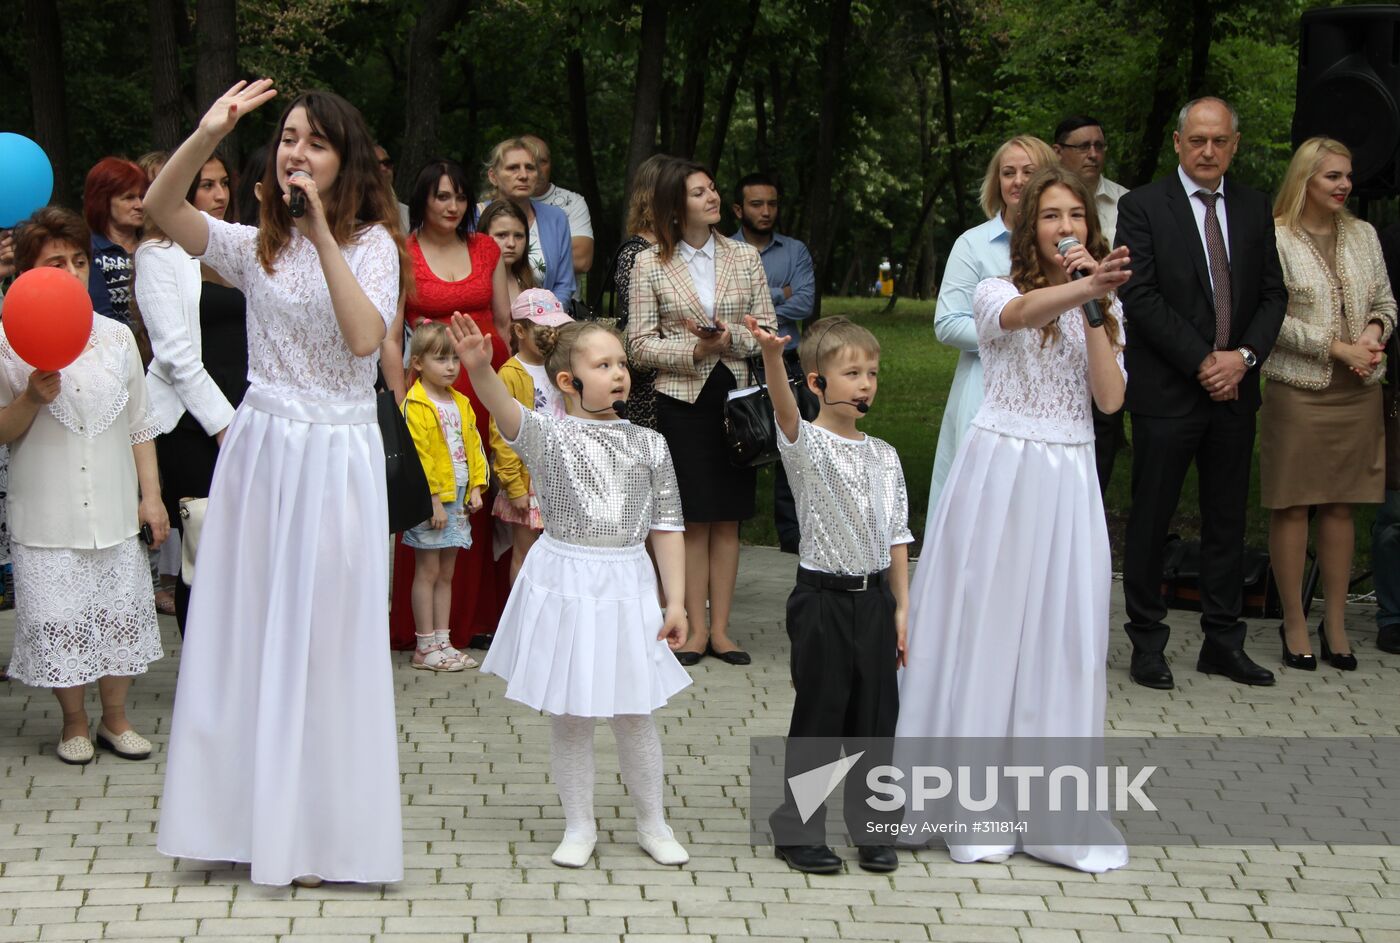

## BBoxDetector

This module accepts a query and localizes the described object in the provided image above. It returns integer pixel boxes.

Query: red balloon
[2,267,94,370]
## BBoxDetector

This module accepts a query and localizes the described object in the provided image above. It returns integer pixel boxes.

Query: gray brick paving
[1,546,1397,941]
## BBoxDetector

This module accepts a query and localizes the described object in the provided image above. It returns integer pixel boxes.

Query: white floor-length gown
[158,215,403,886]
[899,276,1129,873]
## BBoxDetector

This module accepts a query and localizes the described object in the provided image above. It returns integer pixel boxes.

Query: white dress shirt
[679,233,718,320]
[1177,164,1231,298]
[1095,176,1130,246]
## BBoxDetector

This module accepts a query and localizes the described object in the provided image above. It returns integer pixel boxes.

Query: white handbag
[178,497,208,585]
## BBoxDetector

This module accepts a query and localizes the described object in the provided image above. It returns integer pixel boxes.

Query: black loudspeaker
[1293,5,1400,194]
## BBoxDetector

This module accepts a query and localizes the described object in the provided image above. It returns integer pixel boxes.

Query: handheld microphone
[1056,236,1105,328]
[570,378,628,419]
[288,170,311,219]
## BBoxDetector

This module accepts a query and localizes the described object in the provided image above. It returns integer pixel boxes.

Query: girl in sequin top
[451,314,694,871]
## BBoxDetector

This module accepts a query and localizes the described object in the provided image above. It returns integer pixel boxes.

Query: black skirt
[655,363,757,522]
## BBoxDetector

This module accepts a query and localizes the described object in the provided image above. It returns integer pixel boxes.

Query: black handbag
[722,358,820,468]
[376,372,434,533]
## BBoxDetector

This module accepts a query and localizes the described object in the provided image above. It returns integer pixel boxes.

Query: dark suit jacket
[1114,172,1287,417]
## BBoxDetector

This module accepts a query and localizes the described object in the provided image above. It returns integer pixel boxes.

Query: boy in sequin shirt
[745,314,913,875]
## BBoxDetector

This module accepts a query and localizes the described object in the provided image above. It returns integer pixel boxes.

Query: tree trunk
[566,38,611,307]
[804,0,854,316]
[195,0,240,162]
[933,9,967,234]
[23,0,70,206]
[624,0,668,198]
[149,0,184,152]
[398,0,466,201]
[752,80,770,172]
[1187,0,1214,98]
[708,0,761,173]
[1130,1,1192,187]
[672,20,712,160]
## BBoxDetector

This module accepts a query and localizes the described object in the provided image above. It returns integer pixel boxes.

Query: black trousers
[769,573,901,846]
[1122,402,1256,652]
[1092,404,1125,498]
[155,418,222,636]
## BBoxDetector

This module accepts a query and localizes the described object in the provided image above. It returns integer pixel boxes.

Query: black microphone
[1057,236,1105,328]
[570,378,628,419]
[813,377,870,413]
[288,170,311,219]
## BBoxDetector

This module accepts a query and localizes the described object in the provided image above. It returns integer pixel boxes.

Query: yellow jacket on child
[489,357,537,501]
[402,380,489,503]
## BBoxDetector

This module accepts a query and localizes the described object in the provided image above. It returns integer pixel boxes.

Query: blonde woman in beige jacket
[1263,137,1396,671]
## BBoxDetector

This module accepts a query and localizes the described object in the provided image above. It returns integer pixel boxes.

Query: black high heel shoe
[1317,622,1358,671]
[1279,624,1316,670]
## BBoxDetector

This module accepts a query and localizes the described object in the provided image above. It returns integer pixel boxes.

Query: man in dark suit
[1115,96,1287,689]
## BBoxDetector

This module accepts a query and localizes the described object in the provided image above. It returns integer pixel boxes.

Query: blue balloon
[0,133,55,228]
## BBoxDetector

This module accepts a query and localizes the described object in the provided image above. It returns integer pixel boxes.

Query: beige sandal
[412,640,465,672]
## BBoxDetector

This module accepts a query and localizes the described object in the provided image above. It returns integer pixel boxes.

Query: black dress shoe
[1129,649,1174,689]
[775,844,842,874]
[856,844,898,873]
[1196,645,1276,685]
[1318,623,1358,671]
[1278,624,1317,671]
[706,644,751,666]
[675,650,703,667]
[1378,624,1400,655]
[467,632,494,651]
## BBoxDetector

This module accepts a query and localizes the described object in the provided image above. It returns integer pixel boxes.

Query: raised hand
[448,312,494,371]
[743,314,791,354]
[1088,246,1132,294]
[198,79,278,140]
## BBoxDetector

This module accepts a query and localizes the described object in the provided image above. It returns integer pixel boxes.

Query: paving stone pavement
[2,544,1398,943]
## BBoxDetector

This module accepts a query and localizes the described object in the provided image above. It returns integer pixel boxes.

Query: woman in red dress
[383,159,511,652]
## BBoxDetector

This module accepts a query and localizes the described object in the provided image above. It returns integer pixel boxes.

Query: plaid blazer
[626,233,778,403]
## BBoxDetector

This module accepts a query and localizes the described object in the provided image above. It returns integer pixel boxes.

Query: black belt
[797,566,889,592]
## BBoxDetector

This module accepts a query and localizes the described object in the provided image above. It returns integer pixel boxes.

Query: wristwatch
[1237,347,1258,369]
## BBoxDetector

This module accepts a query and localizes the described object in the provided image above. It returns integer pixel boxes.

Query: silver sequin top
[504,405,684,547]
[777,420,914,576]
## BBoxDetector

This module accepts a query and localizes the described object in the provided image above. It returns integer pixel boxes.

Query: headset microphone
[812,325,872,414]
[570,377,629,419]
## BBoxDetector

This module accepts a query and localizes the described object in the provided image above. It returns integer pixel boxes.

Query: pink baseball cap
[510,288,574,327]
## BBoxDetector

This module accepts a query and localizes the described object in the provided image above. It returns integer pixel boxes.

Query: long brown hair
[1008,165,1121,349]
[626,154,673,237]
[477,199,536,291]
[651,158,711,263]
[256,91,407,294]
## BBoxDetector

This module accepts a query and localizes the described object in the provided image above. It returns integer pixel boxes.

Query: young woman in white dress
[897,165,1131,873]
[146,81,407,887]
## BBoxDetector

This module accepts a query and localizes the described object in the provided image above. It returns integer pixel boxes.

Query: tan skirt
[1260,370,1385,508]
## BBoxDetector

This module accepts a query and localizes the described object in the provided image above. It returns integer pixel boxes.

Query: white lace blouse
[971,277,1126,445]
[0,317,161,549]
[196,214,399,404]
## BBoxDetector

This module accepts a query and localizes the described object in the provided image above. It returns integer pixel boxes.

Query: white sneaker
[638,827,689,865]
[551,831,597,868]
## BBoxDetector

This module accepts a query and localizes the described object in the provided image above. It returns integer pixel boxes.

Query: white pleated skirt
[481,533,692,717]
[899,426,1128,873]
[157,389,402,886]
[927,350,983,512]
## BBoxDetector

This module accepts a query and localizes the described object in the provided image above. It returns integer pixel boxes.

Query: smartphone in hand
[139,523,154,546]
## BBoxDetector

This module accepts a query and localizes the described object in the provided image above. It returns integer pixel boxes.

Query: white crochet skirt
[6,536,163,687]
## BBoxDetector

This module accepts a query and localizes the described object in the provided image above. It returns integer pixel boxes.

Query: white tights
[549,713,669,841]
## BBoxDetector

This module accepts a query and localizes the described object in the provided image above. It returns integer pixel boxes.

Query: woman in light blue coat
[928,135,1057,514]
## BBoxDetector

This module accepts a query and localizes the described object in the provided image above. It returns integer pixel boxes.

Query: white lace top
[0,317,161,549]
[197,214,399,404]
[971,277,1126,445]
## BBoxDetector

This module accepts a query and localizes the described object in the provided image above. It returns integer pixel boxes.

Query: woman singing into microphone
[145,81,408,887]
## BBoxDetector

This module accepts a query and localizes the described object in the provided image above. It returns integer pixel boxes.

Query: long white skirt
[481,533,692,717]
[7,537,162,687]
[898,426,1128,873]
[927,351,983,512]
[157,390,402,886]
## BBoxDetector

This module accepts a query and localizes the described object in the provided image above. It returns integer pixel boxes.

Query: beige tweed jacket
[626,233,777,404]
[1266,216,1396,390]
